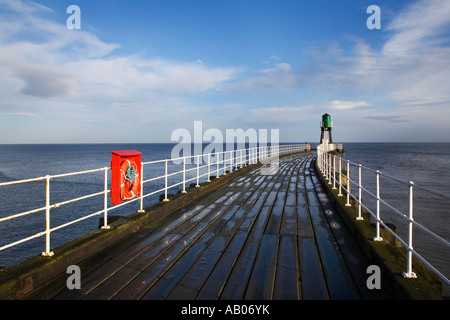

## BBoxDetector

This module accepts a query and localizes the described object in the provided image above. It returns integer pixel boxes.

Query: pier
[4,152,393,300]
[0,145,446,300]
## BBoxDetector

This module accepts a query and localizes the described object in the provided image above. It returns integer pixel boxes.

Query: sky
[0,0,449,144]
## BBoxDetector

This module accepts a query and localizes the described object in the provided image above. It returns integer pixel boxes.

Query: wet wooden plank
[220,202,273,299]
[244,233,278,300]
[274,235,299,299]
[297,204,314,238]
[305,167,360,300]
[280,205,297,236]
[141,232,215,300]
[196,232,248,300]
[298,237,329,300]
[54,205,206,299]
[265,191,285,234]
[167,235,229,300]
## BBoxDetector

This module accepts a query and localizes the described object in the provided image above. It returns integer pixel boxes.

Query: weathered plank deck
[25,153,392,300]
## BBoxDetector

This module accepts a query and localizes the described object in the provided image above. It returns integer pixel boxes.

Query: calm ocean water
[0,142,449,294]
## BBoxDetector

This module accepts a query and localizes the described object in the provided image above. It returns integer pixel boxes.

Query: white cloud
[330,100,369,110]
[228,0,450,109]
[0,112,44,118]
[246,105,314,125]
[383,0,450,57]
[225,61,296,92]
[0,0,239,101]
[14,64,77,98]
[365,115,409,123]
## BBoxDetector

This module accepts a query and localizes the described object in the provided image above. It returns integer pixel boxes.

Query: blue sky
[0,0,449,143]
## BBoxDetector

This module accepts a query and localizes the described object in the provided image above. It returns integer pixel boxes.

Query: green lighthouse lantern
[320,113,333,144]
[322,113,332,128]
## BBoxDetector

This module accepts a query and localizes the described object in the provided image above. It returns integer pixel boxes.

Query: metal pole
[373,171,383,241]
[207,153,211,182]
[163,159,169,201]
[240,150,243,168]
[223,151,227,176]
[404,181,417,278]
[356,164,363,220]
[338,155,343,196]
[182,157,187,193]
[138,163,144,213]
[332,156,337,189]
[196,154,200,187]
[328,154,333,184]
[42,175,54,257]
[319,150,322,172]
[328,154,332,184]
[345,161,351,207]
[216,152,220,178]
[230,150,233,173]
[328,154,332,182]
[102,168,111,228]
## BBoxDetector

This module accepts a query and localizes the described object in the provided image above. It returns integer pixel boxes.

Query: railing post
[345,160,351,207]
[318,150,322,172]
[207,153,211,182]
[338,155,343,196]
[356,164,363,220]
[102,168,111,228]
[240,150,243,168]
[373,170,383,241]
[41,175,54,257]
[404,181,417,278]
[332,155,337,189]
[138,163,145,213]
[328,154,332,184]
[163,159,169,201]
[322,151,325,173]
[223,151,227,176]
[196,154,200,187]
[328,154,332,182]
[182,157,187,193]
[216,152,220,178]
[230,150,233,173]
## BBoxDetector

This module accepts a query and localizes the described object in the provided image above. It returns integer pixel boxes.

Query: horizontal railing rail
[316,147,450,287]
[0,144,307,263]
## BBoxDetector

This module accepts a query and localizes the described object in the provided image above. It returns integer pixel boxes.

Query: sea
[0,142,449,295]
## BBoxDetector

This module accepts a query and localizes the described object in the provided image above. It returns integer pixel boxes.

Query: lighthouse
[320,113,333,144]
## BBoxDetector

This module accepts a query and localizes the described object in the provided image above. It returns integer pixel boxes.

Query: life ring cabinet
[111,150,142,205]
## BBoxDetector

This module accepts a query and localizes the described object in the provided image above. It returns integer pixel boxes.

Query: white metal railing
[317,142,343,154]
[0,144,308,261]
[316,149,450,287]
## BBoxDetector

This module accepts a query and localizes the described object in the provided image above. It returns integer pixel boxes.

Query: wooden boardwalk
[25,153,391,300]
